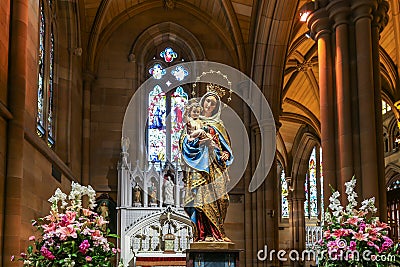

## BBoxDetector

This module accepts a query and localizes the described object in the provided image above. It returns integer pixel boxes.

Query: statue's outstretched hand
[220,151,230,161]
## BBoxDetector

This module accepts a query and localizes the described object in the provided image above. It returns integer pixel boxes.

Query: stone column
[306,0,389,216]
[352,0,380,204]
[3,0,28,265]
[372,0,389,220]
[82,72,95,186]
[327,0,353,199]
[308,9,336,208]
[252,126,266,267]
[249,124,279,267]
[288,191,306,267]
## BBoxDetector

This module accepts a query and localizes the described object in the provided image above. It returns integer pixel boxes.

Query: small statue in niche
[149,180,158,206]
[121,136,130,153]
[164,173,175,206]
[133,183,142,207]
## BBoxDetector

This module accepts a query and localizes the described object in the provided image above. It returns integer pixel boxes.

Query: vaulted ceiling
[78,0,400,168]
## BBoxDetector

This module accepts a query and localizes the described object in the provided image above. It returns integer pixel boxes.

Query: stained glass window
[149,63,166,80]
[320,147,324,216]
[281,168,289,218]
[389,179,400,191]
[47,28,55,147]
[172,65,188,81]
[171,87,188,162]
[382,100,391,115]
[148,85,166,163]
[305,146,323,219]
[147,47,190,167]
[305,173,309,217]
[36,0,57,148]
[37,1,46,137]
[309,147,318,217]
[160,47,177,63]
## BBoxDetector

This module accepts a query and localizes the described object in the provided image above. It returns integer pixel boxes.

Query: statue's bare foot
[222,237,232,242]
[205,236,214,242]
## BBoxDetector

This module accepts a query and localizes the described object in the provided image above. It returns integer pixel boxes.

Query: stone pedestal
[186,246,241,267]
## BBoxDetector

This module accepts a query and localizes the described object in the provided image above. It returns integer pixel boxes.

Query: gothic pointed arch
[87,1,244,72]
[129,22,206,67]
[291,125,319,193]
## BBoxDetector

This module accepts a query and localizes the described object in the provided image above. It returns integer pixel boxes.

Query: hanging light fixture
[299,1,316,22]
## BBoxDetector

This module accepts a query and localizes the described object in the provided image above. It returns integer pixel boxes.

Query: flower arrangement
[318,176,400,267]
[12,182,120,267]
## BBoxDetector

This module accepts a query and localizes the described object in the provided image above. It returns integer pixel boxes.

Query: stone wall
[1,1,83,265]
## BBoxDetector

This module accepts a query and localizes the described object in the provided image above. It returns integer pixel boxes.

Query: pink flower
[359,223,366,232]
[79,240,91,254]
[57,225,77,240]
[20,253,27,258]
[323,230,331,239]
[380,236,394,252]
[112,247,119,254]
[333,228,350,238]
[96,216,108,228]
[42,222,56,233]
[327,241,337,249]
[92,229,102,238]
[81,227,94,236]
[40,246,55,260]
[60,211,76,227]
[376,221,390,229]
[85,256,92,262]
[345,217,360,226]
[353,232,368,241]
[349,241,356,251]
[28,235,35,241]
[10,255,15,261]
[82,209,93,217]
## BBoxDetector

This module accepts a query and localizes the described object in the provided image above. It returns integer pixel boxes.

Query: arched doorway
[387,175,400,241]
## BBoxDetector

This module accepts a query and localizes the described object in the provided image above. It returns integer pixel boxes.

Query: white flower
[344,177,359,214]
[86,185,97,209]
[360,197,377,214]
[48,188,68,212]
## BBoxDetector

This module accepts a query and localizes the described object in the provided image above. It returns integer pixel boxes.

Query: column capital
[307,8,332,40]
[351,0,377,22]
[372,0,389,31]
[251,124,260,135]
[326,0,351,28]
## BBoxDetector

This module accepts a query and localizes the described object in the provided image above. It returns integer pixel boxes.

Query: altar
[134,253,186,267]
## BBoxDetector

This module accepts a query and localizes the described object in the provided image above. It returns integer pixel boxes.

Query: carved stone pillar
[3,1,28,265]
[288,191,306,267]
[249,125,279,267]
[372,0,389,221]
[327,0,353,199]
[82,72,95,186]
[352,0,380,204]
[307,9,336,208]
[306,0,389,217]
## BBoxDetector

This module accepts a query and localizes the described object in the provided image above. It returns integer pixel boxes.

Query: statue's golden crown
[206,83,226,98]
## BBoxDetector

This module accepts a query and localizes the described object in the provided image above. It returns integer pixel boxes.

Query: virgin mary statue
[180,90,233,242]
